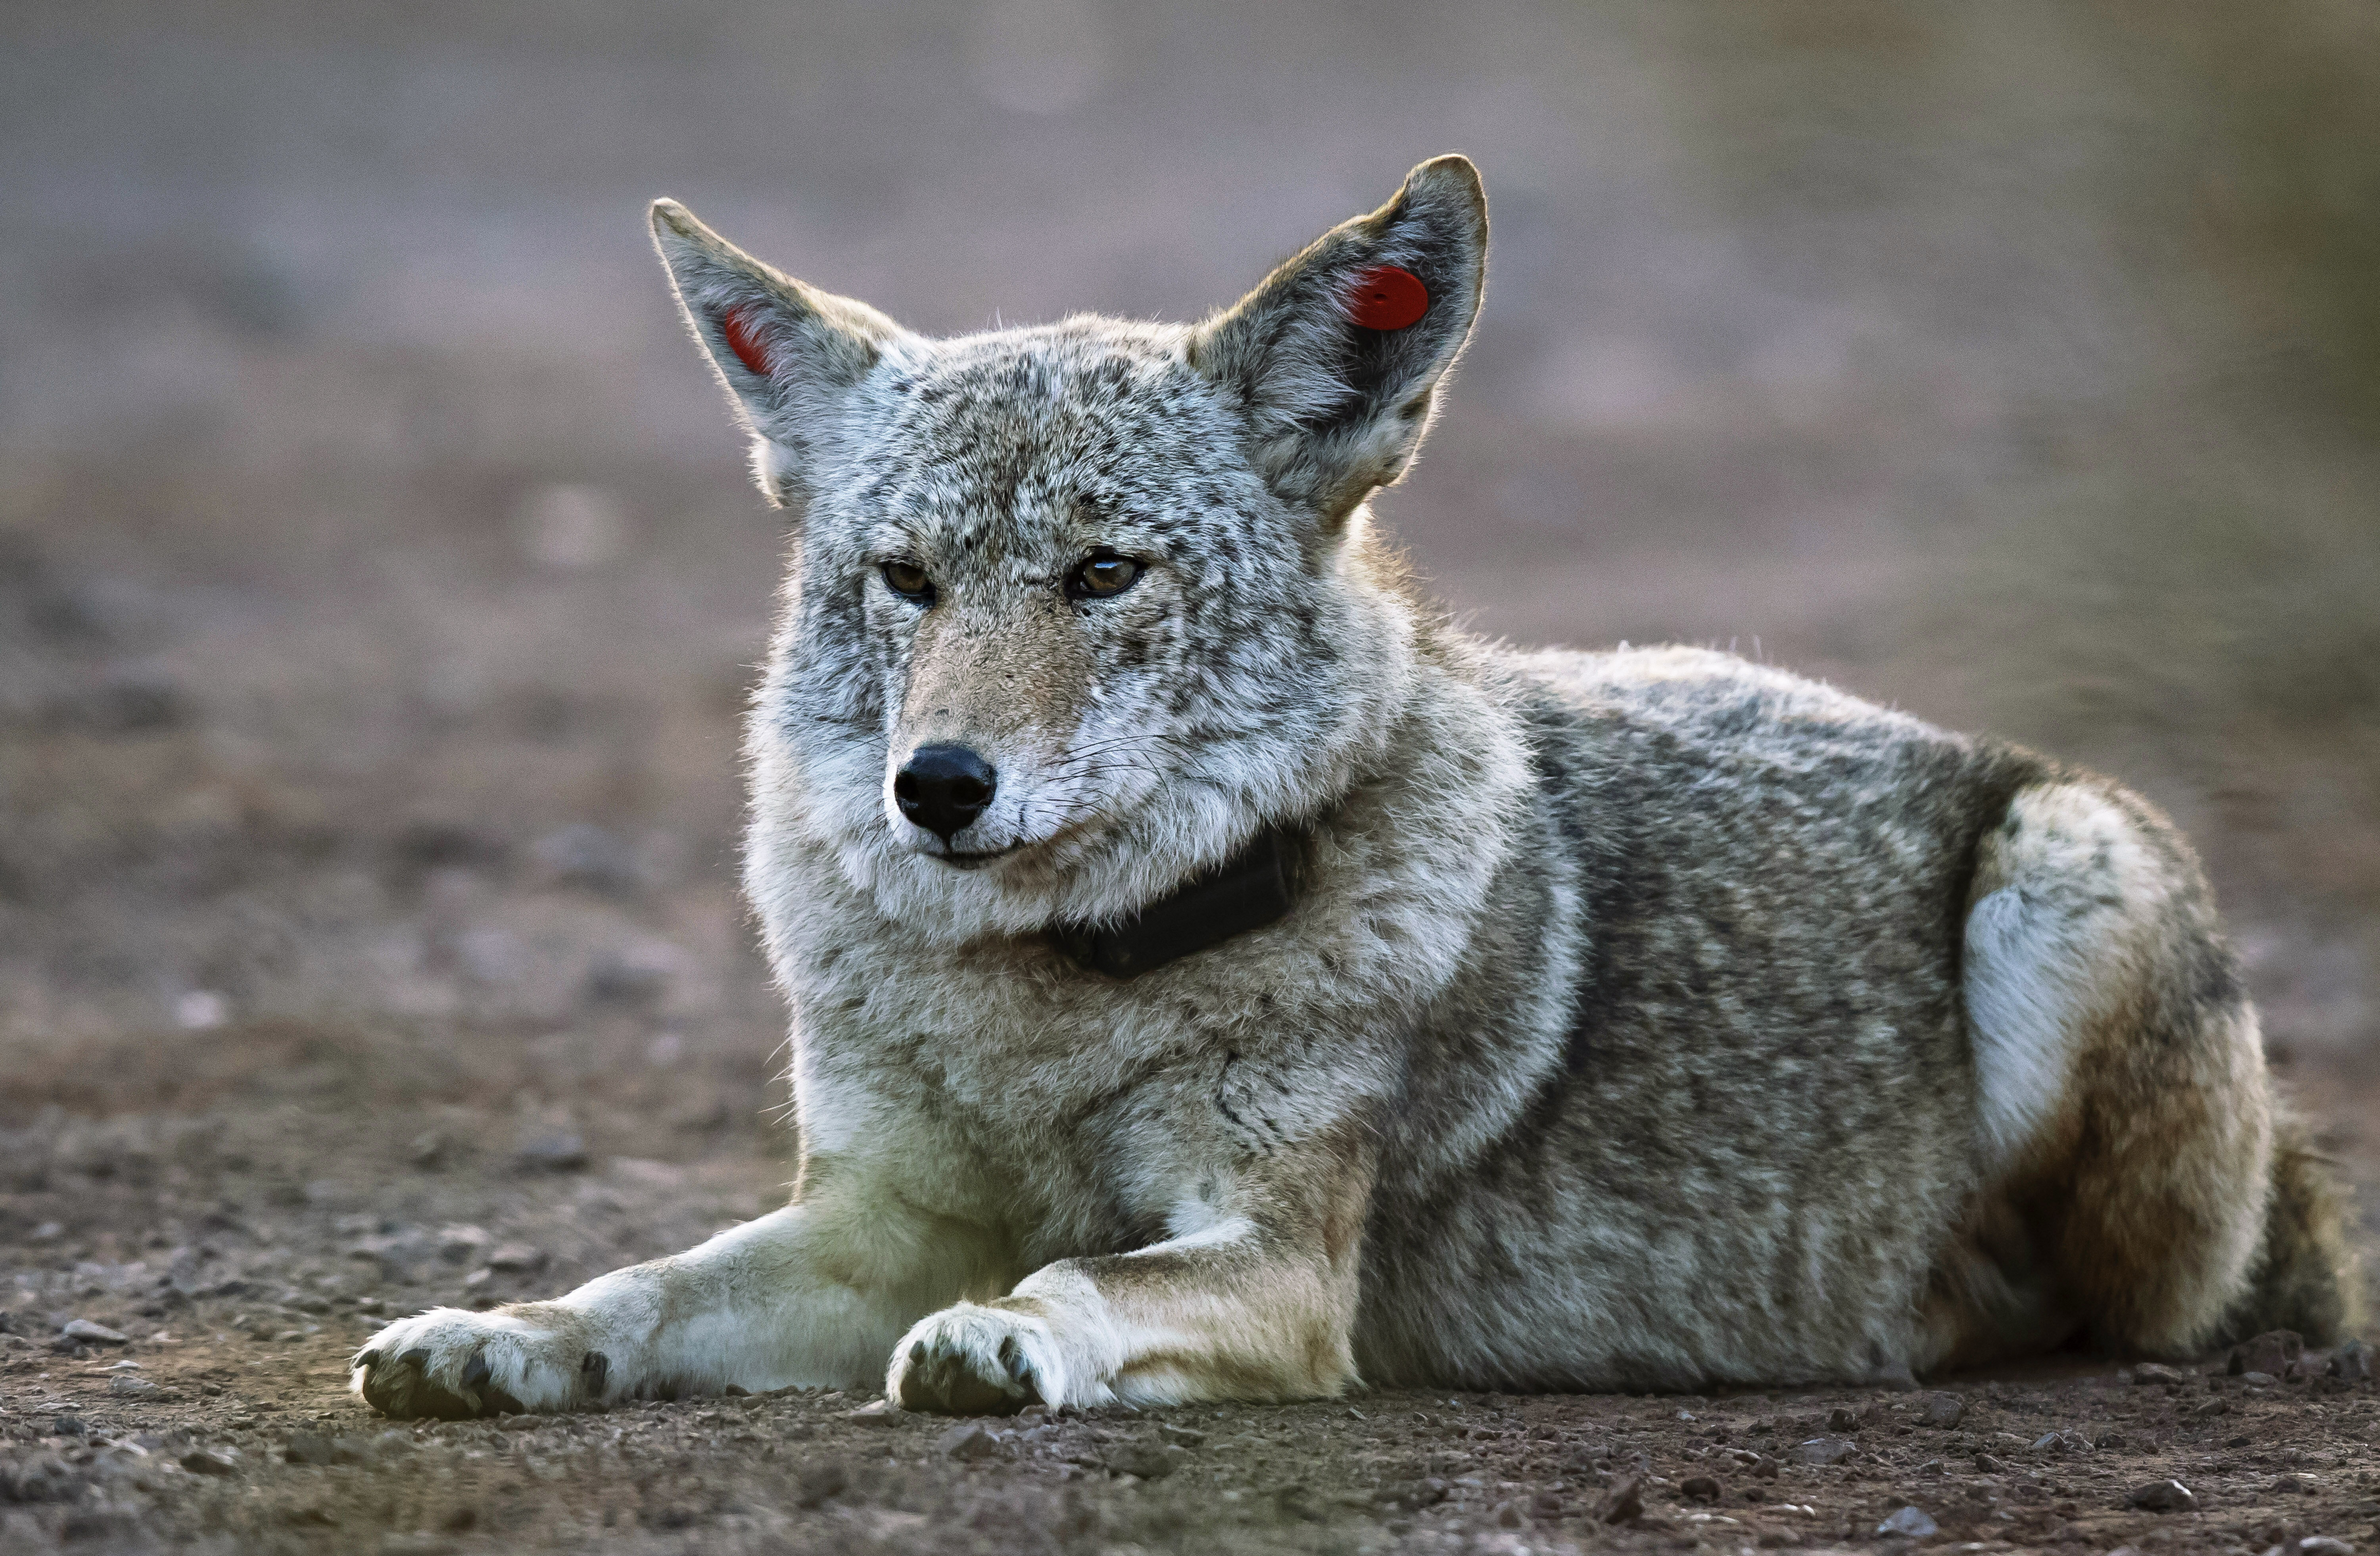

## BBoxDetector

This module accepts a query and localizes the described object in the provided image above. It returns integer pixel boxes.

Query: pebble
[794,1460,848,1508]
[1680,1474,1722,1502]
[1974,1452,2003,1473]
[61,1319,128,1345]
[486,1243,547,1274]
[937,1422,1004,1462]
[180,1449,239,1477]
[1794,1436,1855,1466]
[1156,1423,1206,1447]
[1106,1441,1185,1480]
[2330,1339,2372,1382]
[1594,1472,1645,1525]
[2126,1478,2196,1512]
[2294,1539,2356,1556]
[437,1226,493,1262]
[284,1432,336,1466]
[845,1400,900,1426]
[1877,1506,1939,1538]
[107,1376,160,1399]
[2130,1362,2191,1387]
[517,1134,589,1172]
[1917,1392,1964,1427]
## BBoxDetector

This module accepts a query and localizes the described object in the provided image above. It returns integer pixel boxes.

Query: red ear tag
[1346,265,1430,331]
[718,303,774,377]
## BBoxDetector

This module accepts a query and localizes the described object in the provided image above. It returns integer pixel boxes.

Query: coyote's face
[652,160,1486,937]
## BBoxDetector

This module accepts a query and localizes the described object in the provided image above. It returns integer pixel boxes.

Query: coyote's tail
[2215,1111,2363,1347]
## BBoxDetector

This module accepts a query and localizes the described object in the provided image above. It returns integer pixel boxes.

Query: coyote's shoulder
[351,157,2351,1427]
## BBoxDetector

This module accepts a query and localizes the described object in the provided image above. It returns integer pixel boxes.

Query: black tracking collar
[1046,825,1301,980]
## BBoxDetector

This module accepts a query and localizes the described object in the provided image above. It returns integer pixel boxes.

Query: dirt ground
[8,3,2380,1553]
[2,1048,2377,1556]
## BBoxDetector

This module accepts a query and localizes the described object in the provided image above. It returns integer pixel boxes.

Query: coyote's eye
[1067,553,1142,600]
[881,561,934,603]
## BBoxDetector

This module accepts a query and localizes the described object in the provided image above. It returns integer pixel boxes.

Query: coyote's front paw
[889,1302,1081,1416]
[351,1306,610,1420]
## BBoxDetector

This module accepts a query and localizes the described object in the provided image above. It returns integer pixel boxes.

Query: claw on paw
[891,1310,1049,1416]
[354,1337,528,1420]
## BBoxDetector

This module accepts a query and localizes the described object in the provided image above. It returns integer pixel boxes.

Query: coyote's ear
[649,199,914,505]
[1191,155,1487,525]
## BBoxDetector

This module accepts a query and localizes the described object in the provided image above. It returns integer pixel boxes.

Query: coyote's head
[651,158,1486,940]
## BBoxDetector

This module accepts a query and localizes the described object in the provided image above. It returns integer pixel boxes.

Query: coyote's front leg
[889,1131,1372,1412]
[351,1169,993,1418]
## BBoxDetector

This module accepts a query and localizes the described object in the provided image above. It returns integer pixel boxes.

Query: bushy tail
[2215,1112,2363,1347]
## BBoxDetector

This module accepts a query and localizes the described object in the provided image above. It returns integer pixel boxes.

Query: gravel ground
[2,1035,2376,1556]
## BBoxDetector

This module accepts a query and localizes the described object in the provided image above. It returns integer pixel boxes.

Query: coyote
[354,156,2352,1420]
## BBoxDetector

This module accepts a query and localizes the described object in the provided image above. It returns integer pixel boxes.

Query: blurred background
[2,2,2375,1217]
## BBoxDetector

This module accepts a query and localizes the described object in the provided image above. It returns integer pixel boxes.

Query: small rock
[794,1459,848,1508]
[2131,1362,2190,1387]
[937,1422,1004,1462]
[1107,1441,1185,1480]
[517,1134,589,1172]
[2240,1370,2279,1387]
[1917,1392,1964,1427]
[2296,1539,2356,1556]
[486,1244,546,1274]
[1679,1474,1722,1502]
[1877,1506,1939,1539]
[54,1413,88,1436]
[1734,1450,1783,1480]
[436,1225,493,1263]
[107,1375,159,1399]
[1157,1422,1206,1447]
[1827,1406,1862,1432]
[61,1319,128,1345]
[2125,1478,2196,1512]
[1397,1477,1450,1510]
[2033,1429,2088,1454]
[845,1400,901,1426]
[1974,1452,2003,1473]
[180,1449,238,1477]
[406,1131,447,1169]
[2328,1337,2370,1381]
[2096,1430,2127,1450]
[1794,1436,1855,1466]
[1594,1472,1645,1525]
[284,1432,336,1466]
[2229,1330,2303,1378]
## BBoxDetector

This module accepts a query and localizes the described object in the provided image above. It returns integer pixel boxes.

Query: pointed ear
[1190,155,1488,524]
[649,198,915,504]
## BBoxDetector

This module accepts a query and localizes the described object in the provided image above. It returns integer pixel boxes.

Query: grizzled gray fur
[352,156,2353,1424]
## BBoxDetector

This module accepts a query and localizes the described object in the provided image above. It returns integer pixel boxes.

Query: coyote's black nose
[894,744,996,842]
